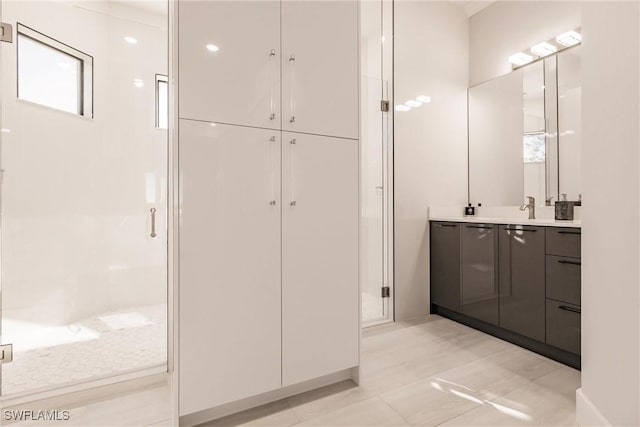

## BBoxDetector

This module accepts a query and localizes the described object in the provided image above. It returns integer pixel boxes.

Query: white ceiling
[456,1,495,18]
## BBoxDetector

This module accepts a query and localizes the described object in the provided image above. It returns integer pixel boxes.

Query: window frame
[155,73,168,129]
[16,23,94,118]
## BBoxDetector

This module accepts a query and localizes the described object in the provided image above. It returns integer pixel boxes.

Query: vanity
[430,217,581,369]
[430,40,584,369]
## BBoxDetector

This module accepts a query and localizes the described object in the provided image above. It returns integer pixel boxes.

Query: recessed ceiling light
[416,95,431,104]
[206,44,219,52]
[405,100,422,108]
[395,105,411,112]
[124,36,137,44]
[556,30,582,47]
[134,79,144,88]
[509,52,534,67]
[531,41,557,57]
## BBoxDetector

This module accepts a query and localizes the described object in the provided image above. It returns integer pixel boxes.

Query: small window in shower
[156,74,168,129]
[17,23,93,117]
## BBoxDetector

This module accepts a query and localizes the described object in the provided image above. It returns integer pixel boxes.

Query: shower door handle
[150,208,157,238]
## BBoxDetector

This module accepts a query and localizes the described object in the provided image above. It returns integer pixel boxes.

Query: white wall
[394,1,468,320]
[578,2,639,426]
[469,1,581,86]
[1,1,167,333]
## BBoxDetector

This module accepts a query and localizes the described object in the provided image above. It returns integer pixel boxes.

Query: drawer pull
[465,225,492,229]
[505,227,537,232]
[558,259,581,266]
[558,305,581,314]
[558,231,581,235]
[436,224,457,228]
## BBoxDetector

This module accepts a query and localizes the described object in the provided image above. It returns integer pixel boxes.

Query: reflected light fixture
[134,79,144,88]
[405,100,422,108]
[124,36,138,44]
[531,41,557,57]
[206,44,220,52]
[509,52,533,67]
[556,30,582,47]
[395,105,411,112]
[416,95,431,104]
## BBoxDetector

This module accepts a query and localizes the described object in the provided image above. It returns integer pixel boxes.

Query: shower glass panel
[0,0,168,400]
[361,76,390,325]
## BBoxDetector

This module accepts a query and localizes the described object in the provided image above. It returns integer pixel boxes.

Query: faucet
[545,195,555,206]
[520,196,536,219]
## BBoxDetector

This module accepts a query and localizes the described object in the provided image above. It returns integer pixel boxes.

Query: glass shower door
[0,0,168,399]
[361,76,391,326]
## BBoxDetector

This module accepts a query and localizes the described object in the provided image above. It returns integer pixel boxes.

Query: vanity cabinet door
[498,225,546,342]
[430,222,461,312]
[461,224,499,325]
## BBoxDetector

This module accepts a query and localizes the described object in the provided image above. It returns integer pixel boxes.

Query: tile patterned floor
[2,304,167,397]
[200,315,580,427]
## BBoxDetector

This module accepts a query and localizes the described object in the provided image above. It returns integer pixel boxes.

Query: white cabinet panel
[179,120,282,415]
[281,1,359,139]
[281,132,359,386]
[179,1,280,129]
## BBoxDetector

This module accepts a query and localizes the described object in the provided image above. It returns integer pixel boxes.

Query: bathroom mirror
[468,46,581,207]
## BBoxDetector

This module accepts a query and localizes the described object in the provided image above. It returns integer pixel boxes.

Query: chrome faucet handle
[526,196,535,205]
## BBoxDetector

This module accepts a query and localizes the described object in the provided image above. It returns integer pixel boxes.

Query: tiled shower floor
[1,304,167,397]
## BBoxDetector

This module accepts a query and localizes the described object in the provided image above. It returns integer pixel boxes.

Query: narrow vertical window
[156,74,168,129]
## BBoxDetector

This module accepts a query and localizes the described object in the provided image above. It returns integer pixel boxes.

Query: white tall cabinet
[179,0,359,419]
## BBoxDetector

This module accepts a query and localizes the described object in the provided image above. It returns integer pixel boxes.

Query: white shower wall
[1,0,168,330]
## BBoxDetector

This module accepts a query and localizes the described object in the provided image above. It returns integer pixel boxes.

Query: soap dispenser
[555,193,574,220]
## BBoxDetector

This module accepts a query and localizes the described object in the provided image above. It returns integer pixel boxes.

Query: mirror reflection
[468,46,581,207]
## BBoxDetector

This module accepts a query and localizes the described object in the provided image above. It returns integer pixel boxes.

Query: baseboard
[179,368,355,426]
[576,388,611,426]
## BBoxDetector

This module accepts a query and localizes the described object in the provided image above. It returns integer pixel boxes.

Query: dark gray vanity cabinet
[430,221,582,369]
[461,224,499,325]
[545,228,582,355]
[430,222,461,312]
[498,225,546,342]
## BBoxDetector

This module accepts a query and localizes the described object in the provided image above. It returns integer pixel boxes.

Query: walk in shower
[0,0,169,401]
[360,0,393,326]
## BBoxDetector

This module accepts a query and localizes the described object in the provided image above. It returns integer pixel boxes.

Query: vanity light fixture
[395,105,411,112]
[124,36,138,44]
[556,30,582,47]
[530,41,557,57]
[405,100,422,108]
[206,44,220,52]
[416,95,431,104]
[509,52,534,67]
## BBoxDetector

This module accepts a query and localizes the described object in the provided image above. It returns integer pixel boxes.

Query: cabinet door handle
[558,230,581,235]
[436,224,457,228]
[289,139,296,206]
[558,305,581,314]
[558,259,581,266]
[465,225,492,229]
[268,136,277,206]
[269,49,276,121]
[505,227,537,232]
[150,208,157,238]
[288,53,296,123]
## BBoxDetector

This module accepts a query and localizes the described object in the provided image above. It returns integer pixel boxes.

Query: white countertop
[429,216,581,228]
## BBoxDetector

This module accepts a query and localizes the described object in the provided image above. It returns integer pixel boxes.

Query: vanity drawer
[546,255,581,306]
[546,228,581,258]
[546,299,581,355]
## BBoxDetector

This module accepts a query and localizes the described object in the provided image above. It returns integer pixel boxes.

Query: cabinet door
[461,224,499,325]
[282,132,359,386]
[179,120,282,415]
[499,225,546,342]
[179,1,280,129]
[281,0,359,139]
[430,222,461,312]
